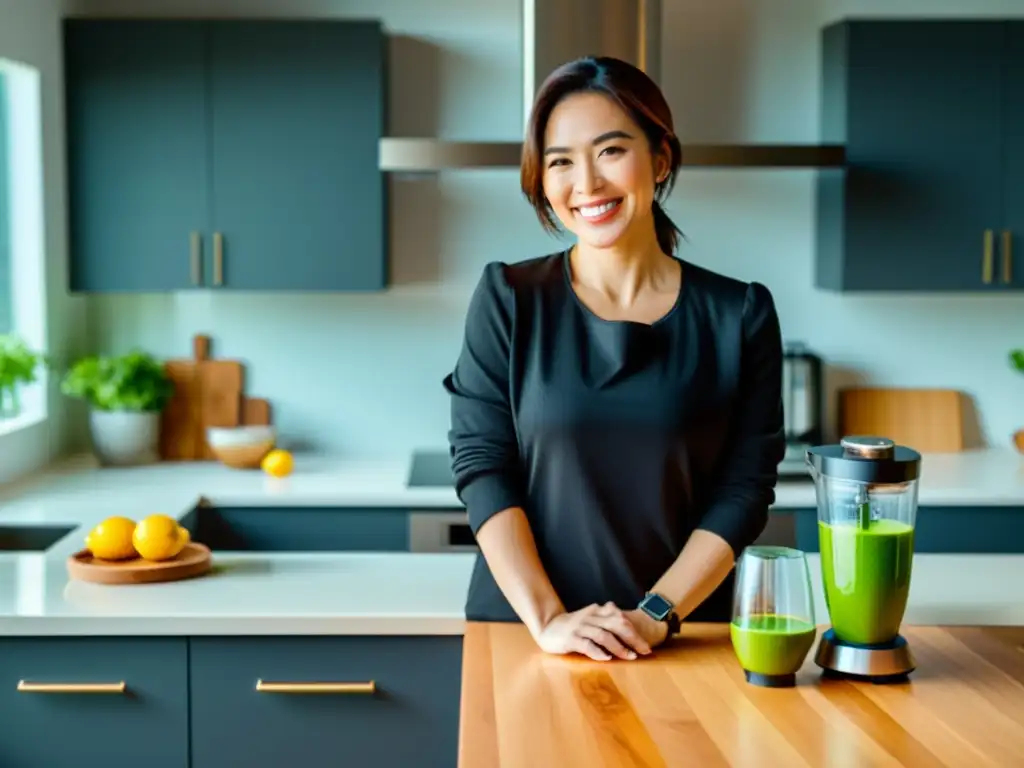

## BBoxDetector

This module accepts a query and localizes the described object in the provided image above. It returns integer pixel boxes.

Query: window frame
[0,59,49,438]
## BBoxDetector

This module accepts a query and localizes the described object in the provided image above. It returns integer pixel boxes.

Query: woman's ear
[654,138,672,184]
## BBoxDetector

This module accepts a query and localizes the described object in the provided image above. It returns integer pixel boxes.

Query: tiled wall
[72,0,1024,458]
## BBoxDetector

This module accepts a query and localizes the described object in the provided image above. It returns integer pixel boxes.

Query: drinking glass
[730,546,817,688]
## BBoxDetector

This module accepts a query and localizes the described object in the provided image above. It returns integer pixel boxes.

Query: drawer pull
[17,680,126,694]
[255,679,376,695]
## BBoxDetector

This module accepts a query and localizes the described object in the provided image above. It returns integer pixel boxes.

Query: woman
[443,56,786,662]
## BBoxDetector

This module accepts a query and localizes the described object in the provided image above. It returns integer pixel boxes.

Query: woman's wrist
[525,597,566,639]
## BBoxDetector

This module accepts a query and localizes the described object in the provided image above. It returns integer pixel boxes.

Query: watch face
[641,593,673,620]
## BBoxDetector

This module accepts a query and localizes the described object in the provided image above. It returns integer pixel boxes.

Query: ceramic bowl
[207,426,276,469]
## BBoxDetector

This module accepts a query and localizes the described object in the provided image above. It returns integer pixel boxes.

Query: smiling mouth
[575,198,622,222]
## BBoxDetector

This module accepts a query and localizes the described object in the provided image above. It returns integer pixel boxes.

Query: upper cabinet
[816,20,1024,292]
[64,19,387,293]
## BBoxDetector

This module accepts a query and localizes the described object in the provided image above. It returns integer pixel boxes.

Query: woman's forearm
[475,506,565,638]
[649,529,736,620]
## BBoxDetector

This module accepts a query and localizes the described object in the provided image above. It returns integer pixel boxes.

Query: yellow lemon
[178,525,191,546]
[261,449,294,478]
[85,516,138,560]
[133,514,187,561]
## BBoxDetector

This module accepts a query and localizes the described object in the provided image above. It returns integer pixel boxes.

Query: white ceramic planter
[89,409,160,466]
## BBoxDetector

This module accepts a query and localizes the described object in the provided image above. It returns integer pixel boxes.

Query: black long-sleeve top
[443,251,786,623]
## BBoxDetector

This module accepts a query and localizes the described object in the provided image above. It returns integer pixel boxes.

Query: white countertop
[3,447,1024,517]
[0,448,1021,636]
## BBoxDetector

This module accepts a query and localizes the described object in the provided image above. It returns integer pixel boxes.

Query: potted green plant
[1010,349,1024,453]
[0,334,46,420]
[61,349,174,466]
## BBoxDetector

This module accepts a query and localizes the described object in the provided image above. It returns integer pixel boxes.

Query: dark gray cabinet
[190,636,462,768]
[816,20,1023,292]
[0,638,189,768]
[179,506,411,551]
[795,505,1024,553]
[64,19,387,293]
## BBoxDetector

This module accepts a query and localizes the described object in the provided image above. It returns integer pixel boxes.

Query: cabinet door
[190,636,462,768]
[0,638,189,768]
[207,21,387,291]
[818,21,1005,291]
[1001,22,1024,290]
[64,20,211,292]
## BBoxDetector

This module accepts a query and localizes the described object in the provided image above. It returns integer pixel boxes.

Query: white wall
[73,0,1024,459]
[0,0,89,483]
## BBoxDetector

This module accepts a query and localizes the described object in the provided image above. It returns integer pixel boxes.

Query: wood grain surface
[459,622,1024,767]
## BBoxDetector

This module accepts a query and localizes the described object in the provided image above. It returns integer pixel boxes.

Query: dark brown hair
[520,56,684,255]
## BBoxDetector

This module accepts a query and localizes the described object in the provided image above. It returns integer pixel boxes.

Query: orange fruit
[132,514,187,561]
[261,449,294,478]
[85,516,138,560]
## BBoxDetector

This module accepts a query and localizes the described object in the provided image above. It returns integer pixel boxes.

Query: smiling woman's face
[541,91,666,251]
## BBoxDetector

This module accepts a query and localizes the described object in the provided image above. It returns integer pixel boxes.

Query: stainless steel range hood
[378,0,844,172]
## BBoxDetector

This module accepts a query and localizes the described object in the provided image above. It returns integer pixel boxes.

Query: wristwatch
[638,592,681,636]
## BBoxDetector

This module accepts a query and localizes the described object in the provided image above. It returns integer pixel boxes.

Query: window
[0,59,47,431]
[0,70,10,336]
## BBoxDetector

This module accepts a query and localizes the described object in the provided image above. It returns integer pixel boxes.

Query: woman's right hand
[535,602,653,661]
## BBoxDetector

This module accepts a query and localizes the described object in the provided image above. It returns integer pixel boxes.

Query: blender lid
[806,436,921,484]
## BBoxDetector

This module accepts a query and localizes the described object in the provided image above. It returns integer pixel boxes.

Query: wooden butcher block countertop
[459,622,1024,767]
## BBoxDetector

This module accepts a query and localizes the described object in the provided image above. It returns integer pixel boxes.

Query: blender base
[814,629,915,684]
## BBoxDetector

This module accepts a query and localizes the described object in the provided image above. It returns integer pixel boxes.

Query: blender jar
[806,436,922,647]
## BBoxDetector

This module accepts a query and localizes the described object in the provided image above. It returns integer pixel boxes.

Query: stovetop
[407,450,455,487]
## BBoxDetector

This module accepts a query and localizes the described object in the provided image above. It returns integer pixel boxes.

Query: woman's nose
[573,160,603,196]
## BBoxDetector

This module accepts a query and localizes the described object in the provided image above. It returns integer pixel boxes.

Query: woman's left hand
[624,608,670,650]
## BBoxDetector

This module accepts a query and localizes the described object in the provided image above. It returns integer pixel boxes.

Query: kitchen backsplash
[79,0,1024,457]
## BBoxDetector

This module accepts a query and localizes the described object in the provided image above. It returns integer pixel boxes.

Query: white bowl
[206,425,276,448]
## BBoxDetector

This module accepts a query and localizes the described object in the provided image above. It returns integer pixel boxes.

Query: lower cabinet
[794,505,1024,553]
[0,638,189,768]
[189,636,463,768]
[0,635,463,768]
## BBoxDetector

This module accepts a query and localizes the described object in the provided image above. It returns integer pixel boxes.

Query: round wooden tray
[67,543,212,585]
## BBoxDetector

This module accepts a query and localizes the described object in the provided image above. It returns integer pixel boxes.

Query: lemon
[133,514,187,561]
[85,516,138,560]
[178,525,191,546]
[261,449,294,478]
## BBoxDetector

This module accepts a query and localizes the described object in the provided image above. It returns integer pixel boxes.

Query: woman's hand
[624,608,671,650]
[535,602,653,661]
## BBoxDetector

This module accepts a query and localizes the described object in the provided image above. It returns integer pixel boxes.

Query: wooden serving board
[66,543,212,585]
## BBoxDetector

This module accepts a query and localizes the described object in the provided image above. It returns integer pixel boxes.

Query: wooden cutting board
[838,387,965,452]
[159,335,248,461]
[195,335,243,459]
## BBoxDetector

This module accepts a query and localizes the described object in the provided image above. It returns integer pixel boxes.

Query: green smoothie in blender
[818,518,914,646]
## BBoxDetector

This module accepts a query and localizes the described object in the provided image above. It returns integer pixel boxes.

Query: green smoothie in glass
[730,614,817,676]
[818,518,914,646]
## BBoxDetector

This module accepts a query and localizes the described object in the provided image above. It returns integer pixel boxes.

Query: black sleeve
[443,262,525,534]
[697,281,786,556]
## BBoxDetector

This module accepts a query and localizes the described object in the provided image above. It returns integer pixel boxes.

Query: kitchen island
[461,622,1024,767]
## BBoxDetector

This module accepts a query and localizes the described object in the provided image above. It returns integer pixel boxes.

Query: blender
[806,436,921,683]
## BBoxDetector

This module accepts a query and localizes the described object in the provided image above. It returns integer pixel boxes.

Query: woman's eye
[600,145,624,157]
[548,158,570,168]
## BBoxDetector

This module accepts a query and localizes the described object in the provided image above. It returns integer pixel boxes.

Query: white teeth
[579,200,619,219]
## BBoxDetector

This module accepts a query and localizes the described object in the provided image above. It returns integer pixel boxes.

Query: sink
[0,524,77,552]
[178,506,409,553]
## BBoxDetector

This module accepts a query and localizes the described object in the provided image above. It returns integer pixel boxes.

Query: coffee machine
[806,436,921,683]
[778,343,823,478]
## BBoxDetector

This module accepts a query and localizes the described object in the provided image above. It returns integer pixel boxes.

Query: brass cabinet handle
[17,680,126,694]
[255,679,376,695]
[190,231,202,286]
[983,229,994,284]
[213,232,224,287]
[1003,230,1013,284]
